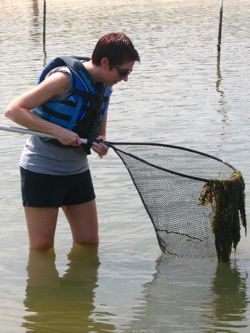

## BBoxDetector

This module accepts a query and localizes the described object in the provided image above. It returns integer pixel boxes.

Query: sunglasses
[115,66,132,78]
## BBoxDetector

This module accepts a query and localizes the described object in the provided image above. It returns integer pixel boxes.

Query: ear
[100,57,110,70]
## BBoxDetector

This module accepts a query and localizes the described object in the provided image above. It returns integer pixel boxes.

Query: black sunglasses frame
[115,66,132,78]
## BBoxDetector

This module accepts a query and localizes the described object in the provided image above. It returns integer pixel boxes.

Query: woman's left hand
[91,136,109,158]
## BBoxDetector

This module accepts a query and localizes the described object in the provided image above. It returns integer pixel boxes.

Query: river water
[0,0,250,332]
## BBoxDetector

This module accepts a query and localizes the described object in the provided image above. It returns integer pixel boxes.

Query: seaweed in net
[199,170,247,262]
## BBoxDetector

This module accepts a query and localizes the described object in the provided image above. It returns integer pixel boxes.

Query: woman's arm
[4,72,82,146]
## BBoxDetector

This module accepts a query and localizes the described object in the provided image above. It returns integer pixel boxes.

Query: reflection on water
[216,52,225,102]
[31,0,39,17]
[216,49,228,128]
[126,256,249,332]
[207,261,248,330]
[22,244,116,333]
[30,0,40,46]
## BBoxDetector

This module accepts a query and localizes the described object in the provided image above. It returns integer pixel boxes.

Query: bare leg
[62,199,99,244]
[24,207,59,249]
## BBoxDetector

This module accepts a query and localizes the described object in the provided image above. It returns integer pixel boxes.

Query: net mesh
[107,142,245,259]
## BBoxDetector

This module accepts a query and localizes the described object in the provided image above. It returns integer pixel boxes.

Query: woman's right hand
[55,127,82,146]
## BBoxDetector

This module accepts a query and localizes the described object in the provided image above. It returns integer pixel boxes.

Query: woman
[4,32,140,249]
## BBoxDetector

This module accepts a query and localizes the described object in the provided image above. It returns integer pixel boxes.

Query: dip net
[107,142,247,262]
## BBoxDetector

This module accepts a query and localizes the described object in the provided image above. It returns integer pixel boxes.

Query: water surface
[0,0,250,332]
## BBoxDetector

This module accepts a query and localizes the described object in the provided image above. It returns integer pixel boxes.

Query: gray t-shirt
[19,66,89,175]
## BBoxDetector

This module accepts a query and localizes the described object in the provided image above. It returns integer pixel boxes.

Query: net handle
[0,124,88,144]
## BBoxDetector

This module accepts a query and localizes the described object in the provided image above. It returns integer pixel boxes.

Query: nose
[122,75,129,82]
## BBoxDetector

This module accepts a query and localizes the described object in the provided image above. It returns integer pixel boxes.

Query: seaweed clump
[199,170,247,262]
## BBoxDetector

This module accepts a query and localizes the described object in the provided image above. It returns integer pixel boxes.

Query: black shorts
[20,167,95,207]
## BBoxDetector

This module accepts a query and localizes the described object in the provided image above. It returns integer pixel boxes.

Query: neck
[83,60,101,83]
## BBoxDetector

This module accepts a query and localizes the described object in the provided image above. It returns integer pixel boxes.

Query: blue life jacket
[34,56,112,149]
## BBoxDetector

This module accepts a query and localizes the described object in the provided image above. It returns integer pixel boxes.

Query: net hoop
[106,141,236,182]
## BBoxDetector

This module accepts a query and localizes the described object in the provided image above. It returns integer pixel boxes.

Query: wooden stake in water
[43,0,46,46]
[43,0,47,63]
[217,0,224,52]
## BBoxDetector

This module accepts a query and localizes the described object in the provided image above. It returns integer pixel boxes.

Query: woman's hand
[91,136,109,158]
[55,126,82,146]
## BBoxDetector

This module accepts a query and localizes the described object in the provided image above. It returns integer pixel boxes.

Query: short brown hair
[92,32,140,68]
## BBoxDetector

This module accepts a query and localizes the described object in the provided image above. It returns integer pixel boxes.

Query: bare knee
[73,233,99,245]
[63,202,99,244]
[24,207,58,250]
[29,238,54,250]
